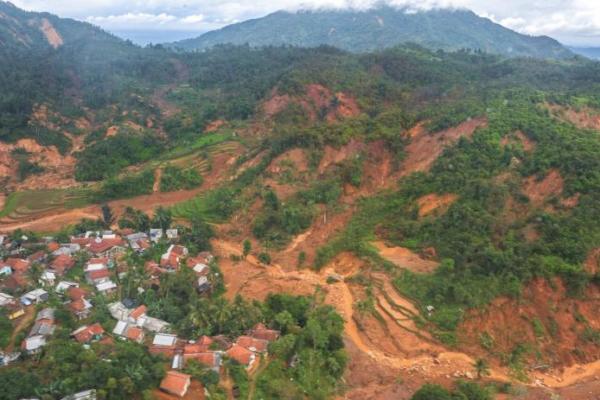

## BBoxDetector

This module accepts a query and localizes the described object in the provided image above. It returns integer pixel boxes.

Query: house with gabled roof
[226,344,255,368]
[159,371,191,398]
[72,323,105,344]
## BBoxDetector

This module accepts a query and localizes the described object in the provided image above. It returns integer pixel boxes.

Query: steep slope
[170,6,573,59]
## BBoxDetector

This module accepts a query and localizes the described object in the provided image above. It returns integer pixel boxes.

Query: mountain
[570,46,600,60]
[0,0,123,50]
[169,7,573,59]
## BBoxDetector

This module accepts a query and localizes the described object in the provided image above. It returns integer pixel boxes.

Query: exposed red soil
[500,130,536,152]
[584,248,600,275]
[204,119,226,132]
[522,169,564,207]
[400,118,487,176]
[38,18,63,49]
[153,168,162,193]
[371,241,439,273]
[267,148,308,174]
[458,278,600,373]
[105,125,119,137]
[318,139,365,174]
[548,103,600,131]
[416,193,458,218]
[262,84,360,123]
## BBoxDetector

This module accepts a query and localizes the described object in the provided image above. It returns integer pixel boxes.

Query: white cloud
[10,0,600,45]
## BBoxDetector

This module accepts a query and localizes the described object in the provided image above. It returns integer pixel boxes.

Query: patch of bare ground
[416,193,458,218]
[38,18,63,49]
[267,148,308,174]
[400,118,488,176]
[584,248,600,274]
[262,83,360,123]
[548,103,600,131]
[204,119,226,132]
[371,241,439,273]
[458,278,600,379]
[500,130,536,152]
[522,169,564,207]
[153,168,162,193]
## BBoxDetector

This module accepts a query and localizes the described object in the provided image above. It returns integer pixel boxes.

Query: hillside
[170,6,573,59]
[1,2,600,399]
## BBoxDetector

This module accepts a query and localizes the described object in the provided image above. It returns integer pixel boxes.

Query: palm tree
[152,206,172,233]
[474,358,490,379]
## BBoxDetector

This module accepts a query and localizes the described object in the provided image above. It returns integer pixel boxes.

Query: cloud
[10,0,600,45]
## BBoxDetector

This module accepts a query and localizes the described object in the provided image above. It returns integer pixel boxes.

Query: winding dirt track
[214,239,600,392]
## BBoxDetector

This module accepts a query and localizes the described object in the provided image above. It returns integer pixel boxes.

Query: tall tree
[101,204,114,228]
[152,206,172,233]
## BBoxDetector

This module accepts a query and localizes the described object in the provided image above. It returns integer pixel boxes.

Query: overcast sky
[9,0,600,46]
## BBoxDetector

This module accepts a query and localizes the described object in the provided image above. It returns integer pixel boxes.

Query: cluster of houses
[0,228,283,399]
[155,323,280,397]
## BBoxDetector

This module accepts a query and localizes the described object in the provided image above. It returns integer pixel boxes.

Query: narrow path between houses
[5,306,35,352]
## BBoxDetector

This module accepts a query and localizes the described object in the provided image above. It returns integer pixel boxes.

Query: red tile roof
[130,305,147,320]
[126,326,143,341]
[184,352,218,367]
[236,336,268,353]
[226,344,254,366]
[160,371,191,397]
[251,323,280,342]
[51,254,75,274]
[28,250,46,262]
[6,258,30,273]
[87,269,110,281]
[69,299,89,313]
[47,242,60,252]
[73,323,104,343]
[88,238,123,254]
[67,287,87,301]
[89,257,109,265]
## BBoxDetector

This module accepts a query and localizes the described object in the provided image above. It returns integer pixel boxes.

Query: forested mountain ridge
[170,6,574,59]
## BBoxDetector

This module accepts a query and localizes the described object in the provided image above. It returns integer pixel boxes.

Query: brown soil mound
[318,139,365,174]
[400,118,487,176]
[522,169,564,207]
[500,130,535,152]
[262,92,292,118]
[372,241,439,273]
[458,278,600,371]
[417,193,458,217]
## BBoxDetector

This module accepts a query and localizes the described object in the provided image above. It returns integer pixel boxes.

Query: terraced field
[0,188,93,224]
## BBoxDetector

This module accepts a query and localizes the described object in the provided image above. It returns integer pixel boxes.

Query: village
[0,225,280,399]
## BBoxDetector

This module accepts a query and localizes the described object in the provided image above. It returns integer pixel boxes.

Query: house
[0,351,20,366]
[95,280,117,295]
[85,257,110,271]
[56,281,79,293]
[108,302,130,320]
[150,333,179,357]
[249,323,280,342]
[69,298,93,320]
[53,243,81,256]
[22,308,55,353]
[197,276,211,293]
[87,237,125,257]
[86,268,110,284]
[128,305,147,323]
[113,321,145,343]
[28,250,47,263]
[0,292,15,307]
[185,351,221,372]
[39,270,56,286]
[236,336,269,353]
[21,288,49,305]
[21,335,47,354]
[72,324,105,344]
[149,229,163,243]
[50,254,75,275]
[126,233,151,253]
[138,315,169,333]
[6,304,25,320]
[160,245,188,270]
[6,258,30,274]
[0,264,12,276]
[165,229,178,240]
[66,286,87,301]
[60,389,97,400]
[226,344,255,368]
[159,371,191,398]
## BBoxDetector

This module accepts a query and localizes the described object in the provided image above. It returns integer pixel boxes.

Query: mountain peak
[169,6,572,59]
